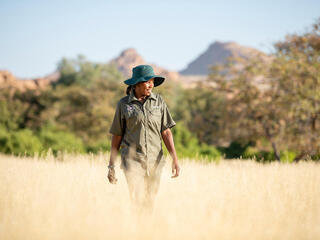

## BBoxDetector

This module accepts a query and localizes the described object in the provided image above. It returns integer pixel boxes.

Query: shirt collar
[129,90,156,103]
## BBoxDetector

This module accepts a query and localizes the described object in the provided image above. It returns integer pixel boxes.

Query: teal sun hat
[124,65,165,87]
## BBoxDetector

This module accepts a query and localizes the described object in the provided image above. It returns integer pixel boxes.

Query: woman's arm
[108,135,123,166]
[107,135,122,184]
[161,128,180,178]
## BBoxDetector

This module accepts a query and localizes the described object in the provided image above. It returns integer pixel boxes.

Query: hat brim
[124,75,165,87]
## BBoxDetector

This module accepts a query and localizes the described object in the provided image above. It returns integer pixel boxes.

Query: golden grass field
[0,154,319,240]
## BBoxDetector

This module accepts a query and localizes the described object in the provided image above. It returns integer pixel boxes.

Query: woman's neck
[134,90,147,103]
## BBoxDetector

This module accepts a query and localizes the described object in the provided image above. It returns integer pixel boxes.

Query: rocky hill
[1,42,270,90]
[110,48,180,81]
[0,70,60,91]
[0,48,181,91]
[180,41,268,76]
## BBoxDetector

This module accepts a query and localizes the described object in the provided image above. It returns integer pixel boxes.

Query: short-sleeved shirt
[109,90,176,175]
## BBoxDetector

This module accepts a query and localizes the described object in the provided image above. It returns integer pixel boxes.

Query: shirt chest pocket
[149,108,162,125]
[124,107,141,127]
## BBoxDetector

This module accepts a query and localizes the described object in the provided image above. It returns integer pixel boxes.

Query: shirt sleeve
[109,101,125,136]
[161,101,176,132]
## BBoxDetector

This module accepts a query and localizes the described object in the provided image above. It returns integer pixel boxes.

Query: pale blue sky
[1,0,319,78]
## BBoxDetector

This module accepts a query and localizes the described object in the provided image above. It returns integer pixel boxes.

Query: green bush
[280,150,296,163]
[198,143,221,161]
[0,127,43,156]
[85,138,111,154]
[168,122,221,161]
[243,146,297,162]
[311,154,320,161]
[38,125,85,154]
[0,127,10,153]
[218,141,253,159]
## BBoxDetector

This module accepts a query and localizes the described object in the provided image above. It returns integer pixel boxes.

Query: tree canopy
[1,19,319,161]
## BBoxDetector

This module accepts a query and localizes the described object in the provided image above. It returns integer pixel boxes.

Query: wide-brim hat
[124,65,165,87]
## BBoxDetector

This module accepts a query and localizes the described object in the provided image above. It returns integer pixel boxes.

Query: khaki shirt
[109,90,176,175]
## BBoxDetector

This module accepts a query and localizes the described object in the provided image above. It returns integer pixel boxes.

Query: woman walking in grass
[107,65,180,212]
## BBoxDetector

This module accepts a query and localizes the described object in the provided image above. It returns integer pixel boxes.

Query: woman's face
[135,78,154,97]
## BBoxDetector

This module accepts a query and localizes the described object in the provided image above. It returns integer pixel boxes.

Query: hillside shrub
[38,125,85,154]
[0,127,43,156]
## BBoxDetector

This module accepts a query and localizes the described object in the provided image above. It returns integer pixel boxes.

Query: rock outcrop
[0,70,60,91]
[1,42,270,90]
[110,48,180,81]
[180,41,269,76]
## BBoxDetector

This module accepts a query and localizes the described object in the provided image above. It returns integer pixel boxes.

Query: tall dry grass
[0,154,319,240]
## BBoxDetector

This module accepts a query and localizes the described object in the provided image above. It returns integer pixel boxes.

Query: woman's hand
[107,167,117,184]
[107,135,122,184]
[161,128,180,178]
[171,160,180,178]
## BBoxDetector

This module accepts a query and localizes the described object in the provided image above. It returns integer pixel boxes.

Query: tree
[207,55,288,161]
[205,19,320,161]
[270,19,320,160]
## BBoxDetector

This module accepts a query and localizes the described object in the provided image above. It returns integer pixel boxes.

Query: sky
[1,0,320,78]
